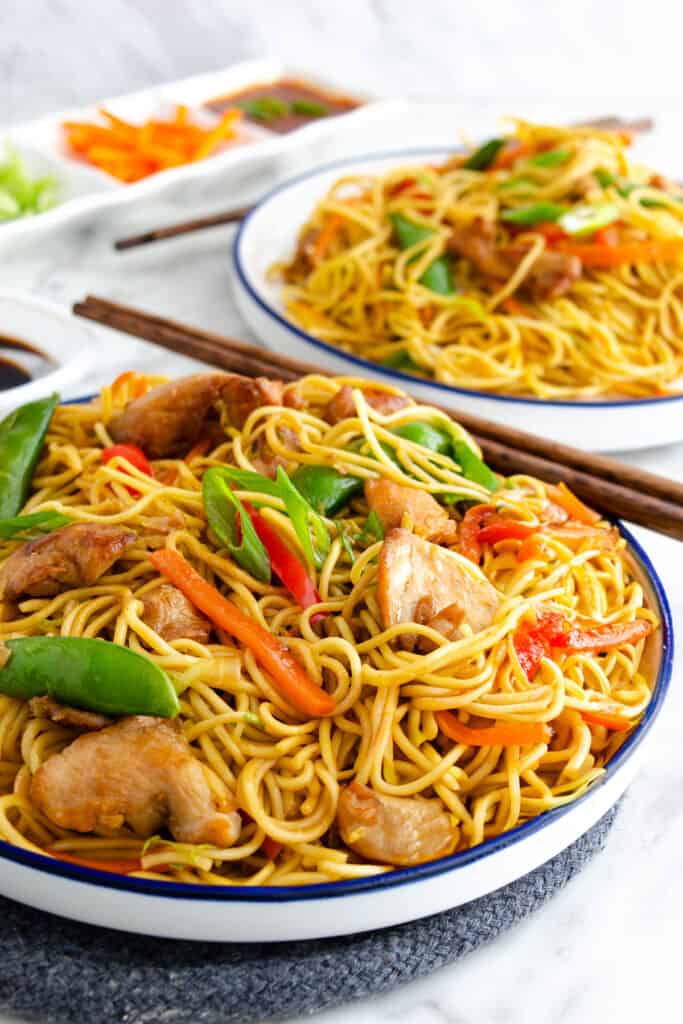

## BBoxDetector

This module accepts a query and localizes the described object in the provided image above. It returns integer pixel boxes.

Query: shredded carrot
[555,238,683,268]
[312,214,344,264]
[517,534,544,562]
[62,105,242,183]
[545,483,600,525]
[578,708,634,732]
[492,141,533,169]
[150,549,335,718]
[502,297,530,317]
[110,370,150,404]
[184,437,213,463]
[435,709,550,747]
[49,851,157,875]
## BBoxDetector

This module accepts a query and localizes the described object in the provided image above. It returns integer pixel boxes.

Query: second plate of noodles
[0,370,664,896]
[271,120,683,401]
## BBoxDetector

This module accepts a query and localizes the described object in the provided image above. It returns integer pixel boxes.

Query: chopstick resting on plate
[73,293,683,542]
[113,115,654,251]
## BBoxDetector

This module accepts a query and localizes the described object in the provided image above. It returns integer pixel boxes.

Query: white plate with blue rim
[230,150,683,453]
[0,522,672,942]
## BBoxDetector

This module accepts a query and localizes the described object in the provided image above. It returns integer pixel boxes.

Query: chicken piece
[109,373,228,458]
[448,220,582,299]
[365,479,458,544]
[282,225,321,280]
[0,523,136,602]
[29,696,111,731]
[221,375,286,428]
[377,528,499,638]
[324,385,410,425]
[337,781,458,867]
[31,716,241,847]
[141,583,212,644]
[250,425,302,479]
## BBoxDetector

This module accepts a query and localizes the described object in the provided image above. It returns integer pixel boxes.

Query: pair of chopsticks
[73,293,683,542]
[113,115,654,251]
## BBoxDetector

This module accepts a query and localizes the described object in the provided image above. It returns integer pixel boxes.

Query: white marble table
[3,6,683,1023]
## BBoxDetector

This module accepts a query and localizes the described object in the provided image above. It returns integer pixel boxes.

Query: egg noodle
[275,120,683,399]
[0,374,657,884]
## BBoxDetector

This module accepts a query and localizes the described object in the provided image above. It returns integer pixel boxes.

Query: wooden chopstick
[114,205,252,251]
[73,293,683,541]
[112,115,654,251]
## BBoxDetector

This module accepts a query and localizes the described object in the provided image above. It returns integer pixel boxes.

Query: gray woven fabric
[0,805,617,1024]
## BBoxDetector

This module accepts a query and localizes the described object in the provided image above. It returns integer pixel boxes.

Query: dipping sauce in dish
[0,335,55,391]
[205,78,361,133]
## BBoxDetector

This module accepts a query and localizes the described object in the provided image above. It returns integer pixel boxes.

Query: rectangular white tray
[0,58,374,248]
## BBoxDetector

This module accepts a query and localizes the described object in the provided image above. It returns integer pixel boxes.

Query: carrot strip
[579,708,633,732]
[184,437,213,463]
[492,141,533,169]
[545,482,600,525]
[312,214,344,264]
[555,239,683,268]
[502,297,529,316]
[48,852,157,875]
[150,549,335,718]
[261,836,284,860]
[435,709,550,747]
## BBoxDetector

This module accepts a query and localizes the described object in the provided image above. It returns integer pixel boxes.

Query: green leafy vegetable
[0,510,72,540]
[464,138,506,171]
[594,168,616,188]
[276,467,330,570]
[356,509,385,545]
[497,175,537,192]
[290,464,363,516]
[202,468,271,583]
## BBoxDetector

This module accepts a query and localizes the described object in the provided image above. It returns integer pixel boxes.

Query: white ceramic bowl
[231,150,683,453]
[0,524,671,942]
[0,290,93,412]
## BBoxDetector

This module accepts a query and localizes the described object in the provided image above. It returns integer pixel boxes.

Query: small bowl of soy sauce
[0,290,93,413]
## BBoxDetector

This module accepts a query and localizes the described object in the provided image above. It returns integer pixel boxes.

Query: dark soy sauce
[0,335,55,391]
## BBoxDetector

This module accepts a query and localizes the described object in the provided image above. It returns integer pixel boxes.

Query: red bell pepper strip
[261,836,284,860]
[553,618,652,652]
[459,504,496,563]
[243,501,326,619]
[435,709,550,747]
[150,549,335,718]
[101,443,153,496]
[476,520,539,545]
[513,609,567,680]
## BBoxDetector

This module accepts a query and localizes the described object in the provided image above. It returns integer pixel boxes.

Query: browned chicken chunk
[324,385,410,425]
[377,528,499,638]
[29,696,111,731]
[337,781,458,866]
[448,220,582,299]
[109,374,228,458]
[0,523,136,602]
[141,583,212,644]
[31,716,241,847]
[365,479,458,544]
[221,375,286,428]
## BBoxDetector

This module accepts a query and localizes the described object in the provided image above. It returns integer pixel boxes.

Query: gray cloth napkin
[0,804,617,1024]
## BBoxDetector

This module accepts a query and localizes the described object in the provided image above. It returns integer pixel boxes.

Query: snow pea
[0,393,59,519]
[452,441,500,492]
[381,349,422,374]
[501,202,567,226]
[0,636,179,717]
[389,213,455,295]
[463,138,506,171]
[391,421,452,454]
[558,202,619,237]
[527,147,571,168]
[290,464,364,517]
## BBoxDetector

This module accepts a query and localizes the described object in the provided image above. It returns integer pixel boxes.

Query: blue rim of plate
[232,147,683,410]
[0,491,673,901]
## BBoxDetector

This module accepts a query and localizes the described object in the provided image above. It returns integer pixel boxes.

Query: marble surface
[2,5,683,1023]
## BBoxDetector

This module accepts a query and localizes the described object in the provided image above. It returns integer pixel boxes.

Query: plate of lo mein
[0,370,672,940]
[232,119,683,451]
